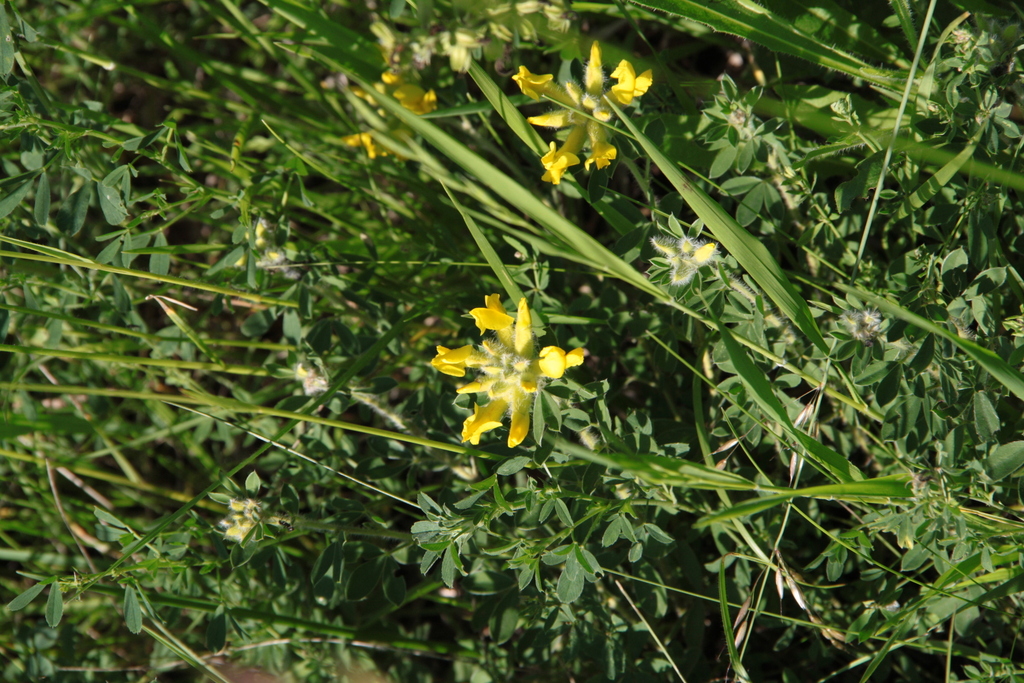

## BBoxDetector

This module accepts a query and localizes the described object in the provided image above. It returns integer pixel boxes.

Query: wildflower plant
[513,41,652,183]
[431,294,584,447]
[7,2,1024,683]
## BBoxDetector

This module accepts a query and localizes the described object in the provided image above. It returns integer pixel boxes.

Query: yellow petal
[540,141,581,185]
[461,399,508,445]
[512,66,555,100]
[431,344,475,377]
[527,111,571,128]
[381,71,403,86]
[692,242,718,265]
[584,41,604,95]
[520,379,538,392]
[508,400,531,448]
[394,84,438,115]
[634,69,653,96]
[470,294,514,335]
[584,140,617,171]
[514,298,534,356]
[565,348,585,368]
[456,380,485,394]
[538,346,568,379]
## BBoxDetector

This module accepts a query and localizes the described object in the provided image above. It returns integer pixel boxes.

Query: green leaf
[556,553,584,603]
[496,456,531,476]
[557,439,758,490]
[245,471,261,497]
[715,319,862,482]
[717,561,751,681]
[94,508,128,529]
[0,177,35,220]
[987,442,1024,481]
[97,181,128,225]
[241,309,276,338]
[973,392,1000,442]
[347,558,385,601]
[893,142,977,220]
[34,171,50,226]
[124,585,142,634]
[7,581,46,611]
[56,186,91,236]
[0,4,14,76]
[440,181,523,303]
[149,232,170,276]
[45,585,63,628]
[489,589,519,645]
[206,607,227,652]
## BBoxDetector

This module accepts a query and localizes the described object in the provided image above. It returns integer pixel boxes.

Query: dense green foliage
[3,0,1024,681]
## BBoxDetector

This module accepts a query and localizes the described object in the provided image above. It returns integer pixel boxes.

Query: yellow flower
[512,66,556,100]
[394,83,438,115]
[609,60,653,106]
[585,137,616,171]
[342,132,386,159]
[432,294,586,448]
[513,41,652,183]
[541,142,581,185]
[344,71,437,158]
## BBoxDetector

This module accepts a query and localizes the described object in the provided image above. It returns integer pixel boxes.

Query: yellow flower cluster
[432,294,585,448]
[513,42,652,184]
[342,71,437,158]
[218,498,293,544]
[218,498,261,544]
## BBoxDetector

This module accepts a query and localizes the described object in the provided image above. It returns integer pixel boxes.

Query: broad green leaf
[556,553,584,603]
[987,442,1024,481]
[347,558,385,601]
[56,186,91,236]
[124,585,142,634]
[34,171,50,226]
[149,232,170,276]
[973,392,1000,442]
[0,4,14,76]
[206,607,227,652]
[97,181,128,225]
[0,175,37,219]
[45,585,63,628]
[7,581,46,611]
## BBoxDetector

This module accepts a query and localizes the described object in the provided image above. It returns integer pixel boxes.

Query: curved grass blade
[714,316,862,482]
[628,0,905,88]
[556,439,758,491]
[696,475,913,527]
[440,181,524,303]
